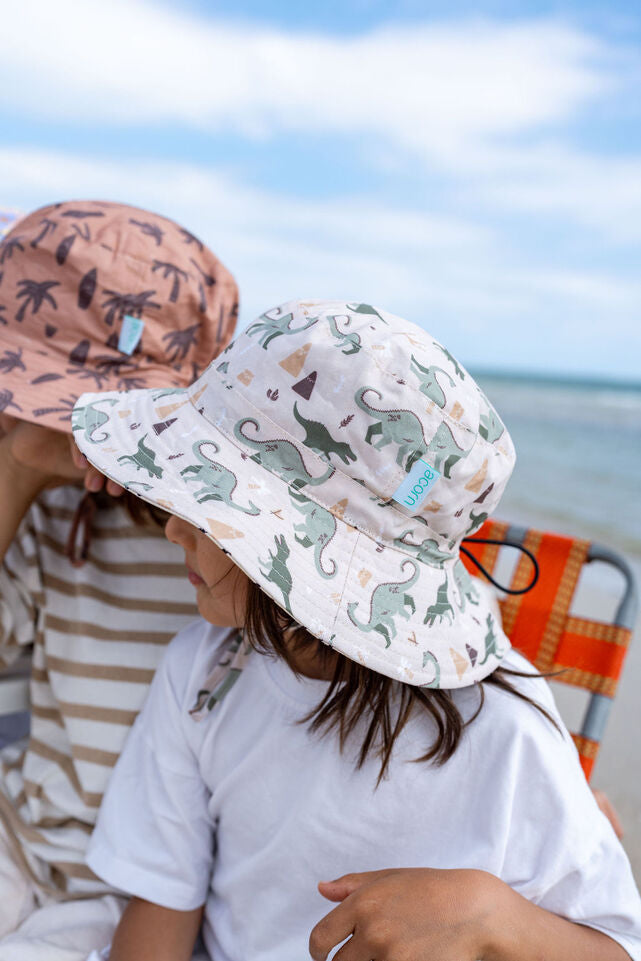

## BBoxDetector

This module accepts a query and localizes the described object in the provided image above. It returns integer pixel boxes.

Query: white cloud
[3,0,640,244]
[2,0,603,154]
[470,142,641,243]
[2,145,639,377]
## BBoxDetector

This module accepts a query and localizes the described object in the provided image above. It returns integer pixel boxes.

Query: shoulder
[486,647,561,718]
[452,647,571,764]
[158,620,236,706]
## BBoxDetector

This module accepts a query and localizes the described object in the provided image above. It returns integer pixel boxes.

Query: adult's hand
[1,414,123,496]
[310,867,500,961]
[310,868,630,961]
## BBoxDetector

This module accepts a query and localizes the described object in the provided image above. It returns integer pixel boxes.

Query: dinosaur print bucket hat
[0,200,238,429]
[73,300,516,689]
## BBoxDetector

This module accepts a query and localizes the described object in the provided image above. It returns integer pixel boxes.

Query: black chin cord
[460,537,540,595]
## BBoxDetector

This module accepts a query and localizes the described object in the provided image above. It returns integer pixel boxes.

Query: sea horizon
[473,370,641,566]
[471,367,641,394]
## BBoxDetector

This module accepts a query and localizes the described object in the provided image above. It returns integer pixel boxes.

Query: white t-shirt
[87,621,641,961]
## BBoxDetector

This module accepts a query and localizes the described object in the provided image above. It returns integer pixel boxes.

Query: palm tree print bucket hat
[0,200,238,428]
[73,300,516,689]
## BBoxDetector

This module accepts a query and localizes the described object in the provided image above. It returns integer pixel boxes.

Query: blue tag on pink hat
[392,459,441,509]
[118,315,145,355]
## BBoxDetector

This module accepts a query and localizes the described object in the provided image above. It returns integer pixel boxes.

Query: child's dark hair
[244,580,560,783]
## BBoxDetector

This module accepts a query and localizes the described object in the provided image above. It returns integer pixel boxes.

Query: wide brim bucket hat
[0,200,238,428]
[73,300,516,689]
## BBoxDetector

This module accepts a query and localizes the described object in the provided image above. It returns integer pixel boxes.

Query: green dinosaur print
[126,481,153,492]
[464,509,488,537]
[117,434,163,479]
[327,314,361,355]
[409,355,455,409]
[293,402,357,465]
[71,398,118,444]
[423,576,454,627]
[425,422,469,479]
[453,560,480,613]
[354,387,427,472]
[433,343,464,379]
[288,488,338,579]
[421,650,441,688]
[259,534,293,614]
[181,441,260,514]
[234,418,335,488]
[478,398,505,444]
[246,309,319,350]
[345,303,388,324]
[347,559,419,648]
[393,530,454,568]
[479,613,501,665]
[151,388,185,402]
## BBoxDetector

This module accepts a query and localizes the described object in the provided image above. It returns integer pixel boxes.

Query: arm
[0,417,124,561]
[0,421,124,666]
[0,430,51,563]
[110,897,203,961]
[0,428,54,666]
[309,869,632,961]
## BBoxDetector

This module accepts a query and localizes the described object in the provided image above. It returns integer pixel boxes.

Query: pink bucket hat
[73,300,515,689]
[0,200,238,428]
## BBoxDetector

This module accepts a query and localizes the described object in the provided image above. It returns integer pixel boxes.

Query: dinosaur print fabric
[0,200,238,429]
[73,300,516,689]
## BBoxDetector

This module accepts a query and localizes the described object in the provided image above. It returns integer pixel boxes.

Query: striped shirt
[0,486,198,898]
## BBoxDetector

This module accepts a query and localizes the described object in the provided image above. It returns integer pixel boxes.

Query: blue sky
[2,0,640,379]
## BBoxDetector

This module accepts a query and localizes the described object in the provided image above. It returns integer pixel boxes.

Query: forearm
[110,897,204,961]
[0,437,44,562]
[487,877,630,961]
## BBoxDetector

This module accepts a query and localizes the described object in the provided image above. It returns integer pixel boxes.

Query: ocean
[475,372,641,565]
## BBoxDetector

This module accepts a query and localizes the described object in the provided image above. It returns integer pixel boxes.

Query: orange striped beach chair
[462,520,639,781]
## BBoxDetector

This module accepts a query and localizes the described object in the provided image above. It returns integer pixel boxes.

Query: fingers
[106,478,126,497]
[318,871,382,903]
[330,934,376,961]
[84,465,105,493]
[593,789,624,840]
[69,437,89,472]
[70,438,125,497]
[309,898,356,961]
[81,463,125,497]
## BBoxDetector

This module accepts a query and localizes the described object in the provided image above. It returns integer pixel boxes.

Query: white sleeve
[86,624,214,911]
[500,704,641,961]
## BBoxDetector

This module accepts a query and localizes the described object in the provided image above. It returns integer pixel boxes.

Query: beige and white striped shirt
[0,486,198,898]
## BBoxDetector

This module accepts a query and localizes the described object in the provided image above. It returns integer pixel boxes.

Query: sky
[1,0,640,379]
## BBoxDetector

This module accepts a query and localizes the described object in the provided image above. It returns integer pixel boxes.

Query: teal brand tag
[392,459,441,509]
[118,315,145,355]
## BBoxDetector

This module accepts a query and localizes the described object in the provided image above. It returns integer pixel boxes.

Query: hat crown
[190,300,515,556]
[0,200,238,428]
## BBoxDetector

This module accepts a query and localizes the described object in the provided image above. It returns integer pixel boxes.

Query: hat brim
[73,383,509,688]
[0,338,190,431]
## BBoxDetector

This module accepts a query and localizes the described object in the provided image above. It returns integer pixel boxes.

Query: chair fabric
[461,520,636,781]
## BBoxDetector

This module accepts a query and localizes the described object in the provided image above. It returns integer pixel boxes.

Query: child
[76,300,641,961]
[0,200,237,958]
